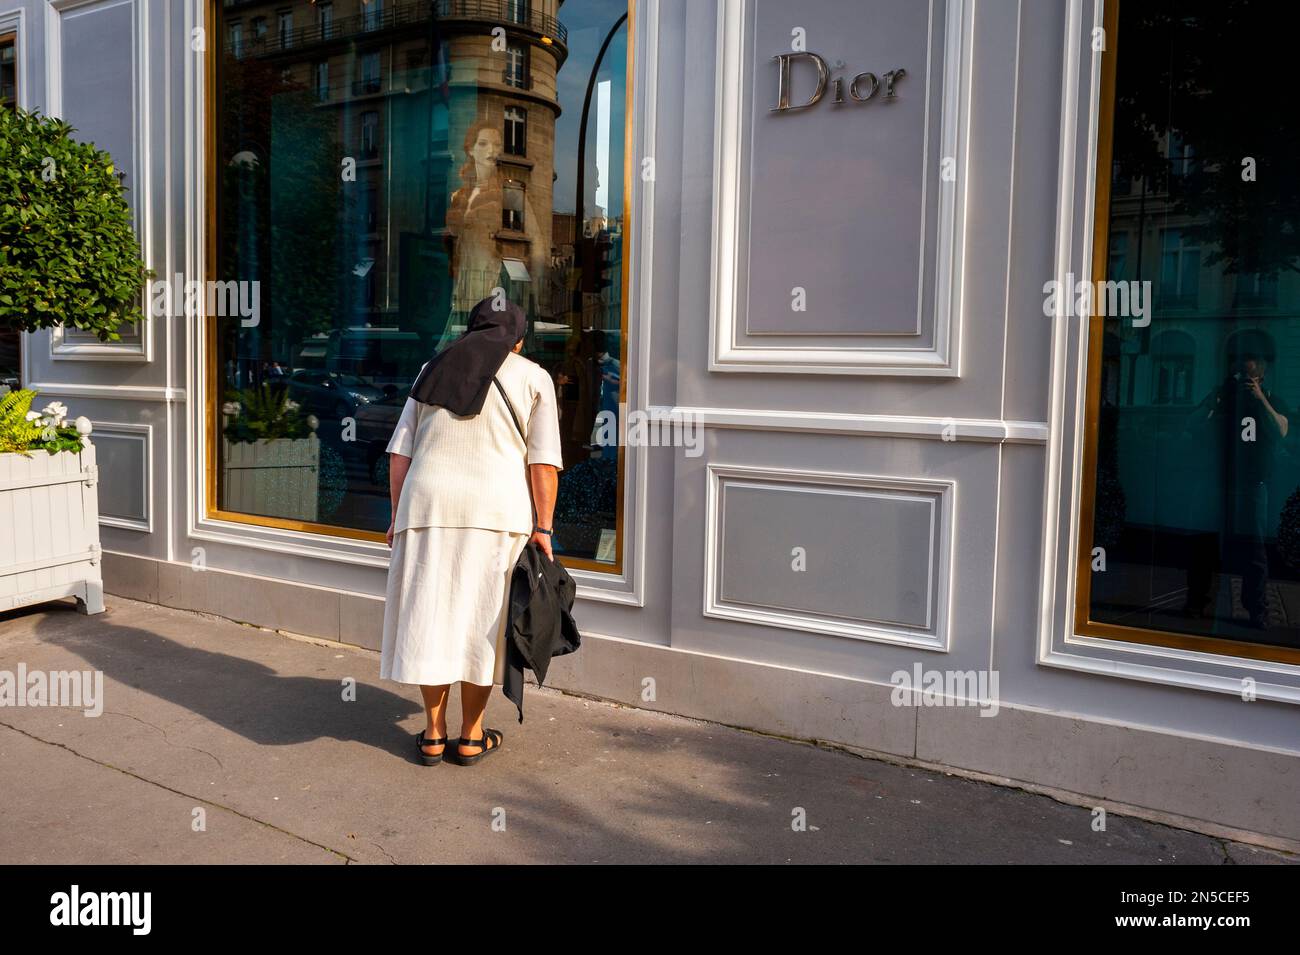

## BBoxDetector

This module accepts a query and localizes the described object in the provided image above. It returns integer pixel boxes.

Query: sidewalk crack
[102,709,227,771]
[0,719,355,863]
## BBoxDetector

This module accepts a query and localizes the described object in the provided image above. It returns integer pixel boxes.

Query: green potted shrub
[0,108,149,615]
[0,107,151,344]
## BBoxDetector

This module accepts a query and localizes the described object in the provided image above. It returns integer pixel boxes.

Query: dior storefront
[8,0,1299,846]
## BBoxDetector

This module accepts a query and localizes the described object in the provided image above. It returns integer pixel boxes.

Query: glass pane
[214,0,628,566]
[1086,0,1300,652]
[0,35,17,386]
[0,33,16,109]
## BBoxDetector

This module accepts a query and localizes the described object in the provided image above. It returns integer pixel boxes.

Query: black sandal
[414,729,448,766]
[448,728,503,766]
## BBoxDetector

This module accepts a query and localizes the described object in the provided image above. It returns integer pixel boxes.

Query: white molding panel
[89,421,151,531]
[44,0,153,362]
[650,404,1049,443]
[709,0,972,375]
[704,462,955,649]
[23,381,185,402]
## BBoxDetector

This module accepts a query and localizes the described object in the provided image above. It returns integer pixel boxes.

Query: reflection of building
[1104,137,1295,420]
[0,29,18,388]
[1094,124,1300,589]
[0,30,15,108]
[223,0,566,330]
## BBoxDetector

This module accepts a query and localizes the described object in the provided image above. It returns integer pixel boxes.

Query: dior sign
[770,52,906,112]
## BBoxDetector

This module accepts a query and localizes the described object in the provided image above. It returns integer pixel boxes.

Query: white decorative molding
[24,381,185,402]
[649,404,1049,443]
[709,0,972,375]
[49,324,148,360]
[44,0,152,362]
[1036,0,1300,704]
[567,0,661,607]
[704,463,954,650]
[89,421,151,531]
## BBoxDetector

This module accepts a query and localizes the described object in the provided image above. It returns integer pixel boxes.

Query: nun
[381,297,564,766]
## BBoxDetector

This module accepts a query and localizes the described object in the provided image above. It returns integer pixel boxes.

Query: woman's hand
[530,530,554,561]
[386,521,395,548]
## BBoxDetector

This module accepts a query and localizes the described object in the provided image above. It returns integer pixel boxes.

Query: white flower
[222,401,241,416]
[25,410,42,422]
[285,399,300,411]
[41,425,57,442]
[74,416,93,436]
[41,401,68,425]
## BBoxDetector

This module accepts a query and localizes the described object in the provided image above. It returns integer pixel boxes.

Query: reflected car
[285,370,384,420]
[353,387,408,484]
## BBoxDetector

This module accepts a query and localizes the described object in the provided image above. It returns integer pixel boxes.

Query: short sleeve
[526,367,564,470]
[386,397,419,457]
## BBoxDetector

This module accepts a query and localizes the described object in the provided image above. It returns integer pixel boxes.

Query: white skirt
[380,525,528,687]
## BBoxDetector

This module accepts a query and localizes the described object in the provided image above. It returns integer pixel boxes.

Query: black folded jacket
[503,541,581,723]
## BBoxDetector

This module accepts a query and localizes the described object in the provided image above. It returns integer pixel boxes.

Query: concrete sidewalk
[0,596,1292,865]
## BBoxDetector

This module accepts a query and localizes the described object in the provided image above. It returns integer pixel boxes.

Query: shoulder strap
[492,375,538,529]
[492,375,526,442]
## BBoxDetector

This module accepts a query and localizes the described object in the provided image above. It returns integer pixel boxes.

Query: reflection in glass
[0,33,16,387]
[215,0,628,565]
[1086,0,1300,652]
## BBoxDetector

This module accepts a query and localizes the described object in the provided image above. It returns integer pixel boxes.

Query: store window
[211,0,630,570]
[1078,0,1300,662]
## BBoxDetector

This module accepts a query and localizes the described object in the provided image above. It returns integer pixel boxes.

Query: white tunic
[380,352,564,686]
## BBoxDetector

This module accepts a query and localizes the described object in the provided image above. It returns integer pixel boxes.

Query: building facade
[7,0,1299,847]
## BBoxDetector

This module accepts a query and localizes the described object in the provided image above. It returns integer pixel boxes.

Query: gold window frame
[204,0,635,574]
[1074,0,1300,665]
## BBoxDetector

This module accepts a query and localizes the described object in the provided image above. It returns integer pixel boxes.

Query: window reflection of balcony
[235,1,431,58]
[436,0,568,56]
[352,78,383,96]
[231,0,568,66]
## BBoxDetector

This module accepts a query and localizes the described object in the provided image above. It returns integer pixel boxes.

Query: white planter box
[0,443,104,614]
[220,434,321,522]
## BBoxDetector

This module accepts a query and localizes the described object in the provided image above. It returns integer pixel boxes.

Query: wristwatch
[534,526,554,536]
